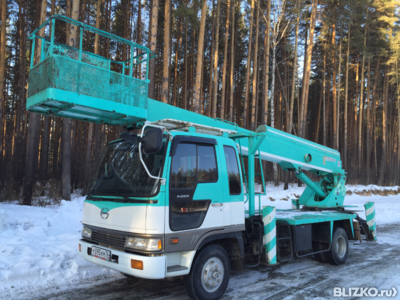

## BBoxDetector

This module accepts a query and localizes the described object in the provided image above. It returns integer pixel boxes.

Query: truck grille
[89,229,126,250]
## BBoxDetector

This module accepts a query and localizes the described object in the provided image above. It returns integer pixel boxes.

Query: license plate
[91,246,111,261]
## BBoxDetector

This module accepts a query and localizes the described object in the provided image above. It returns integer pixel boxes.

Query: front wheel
[184,245,230,300]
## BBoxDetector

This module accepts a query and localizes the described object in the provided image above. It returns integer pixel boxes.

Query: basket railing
[28,15,154,110]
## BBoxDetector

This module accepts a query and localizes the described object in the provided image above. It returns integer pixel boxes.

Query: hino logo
[177,195,190,198]
[100,208,109,219]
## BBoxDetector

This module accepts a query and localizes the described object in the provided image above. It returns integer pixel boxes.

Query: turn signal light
[158,240,162,249]
[170,238,179,244]
[78,244,81,252]
[131,259,143,270]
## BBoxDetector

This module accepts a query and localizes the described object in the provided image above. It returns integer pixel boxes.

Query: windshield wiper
[87,191,131,202]
[86,192,158,204]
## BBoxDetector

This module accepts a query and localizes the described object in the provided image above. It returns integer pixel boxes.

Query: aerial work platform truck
[27,16,377,300]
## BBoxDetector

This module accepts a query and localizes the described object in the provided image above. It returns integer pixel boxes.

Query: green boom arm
[146,100,347,214]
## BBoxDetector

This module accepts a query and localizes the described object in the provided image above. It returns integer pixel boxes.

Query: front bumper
[78,240,166,279]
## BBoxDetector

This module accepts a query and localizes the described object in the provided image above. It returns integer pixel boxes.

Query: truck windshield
[88,135,167,198]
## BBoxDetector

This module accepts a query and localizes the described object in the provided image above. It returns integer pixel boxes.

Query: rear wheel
[330,227,349,265]
[313,241,331,263]
[184,245,230,300]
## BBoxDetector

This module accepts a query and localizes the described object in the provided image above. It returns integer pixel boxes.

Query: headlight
[125,237,162,251]
[82,226,92,238]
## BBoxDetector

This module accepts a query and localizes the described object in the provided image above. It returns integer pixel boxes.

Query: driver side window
[170,143,217,189]
[170,143,197,189]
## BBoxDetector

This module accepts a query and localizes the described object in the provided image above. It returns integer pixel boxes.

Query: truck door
[168,137,224,235]
[222,145,244,226]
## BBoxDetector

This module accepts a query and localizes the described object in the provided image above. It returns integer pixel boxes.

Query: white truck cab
[79,121,246,299]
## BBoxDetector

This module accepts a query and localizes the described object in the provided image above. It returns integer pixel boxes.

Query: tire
[330,227,349,265]
[313,241,331,263]
[184,245,230,300]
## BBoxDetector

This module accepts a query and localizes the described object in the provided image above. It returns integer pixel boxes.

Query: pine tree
[194,0,207,114]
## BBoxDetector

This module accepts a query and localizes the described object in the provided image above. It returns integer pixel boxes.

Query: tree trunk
[84,123,93,194]
[250,0,259,130]
[14,0,27,182]
[323,43,327,146]
[184,19,188,109]
[344,21,350,168]
[161,0,171,104]
[271,46,276,130]
[358,10,368,176]
[315,86,322,143]
[243,0,254,128]
[0,0,7,172]
[61,0,80,200]
[365,56,372,181]
[378,66,388,185]
[190,29,196,110]
[208,0,215,117]
[331,18,337,150]
[220,0,230,119]
[23,0,47,205]
[288,0,300,134]
[148,0,159,99]
[194,0,207,114]
[52,119,60,179]
[299,0,317,138]
[84,0,104,194]
[397,56,400,185]
[106,0,111,53]
[122,0,130,69]
[40,119,50,183]
[40,0,57,184]
[94,0,102,55]
[352,58,359,170]
[262,0,270,125]
[137,0,142,77]
[212,0,221,118]
[271,38,279,185]
[372,57,380,179]
[172,19,182,107]
[229,0,235,122]
[336,22,342,152]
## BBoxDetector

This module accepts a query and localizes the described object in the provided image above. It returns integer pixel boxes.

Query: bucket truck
[26,16,377,300]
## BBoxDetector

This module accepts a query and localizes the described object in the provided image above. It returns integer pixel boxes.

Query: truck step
[167,265,188,273]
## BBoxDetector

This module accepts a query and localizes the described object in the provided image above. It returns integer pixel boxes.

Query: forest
[0,0,399,204]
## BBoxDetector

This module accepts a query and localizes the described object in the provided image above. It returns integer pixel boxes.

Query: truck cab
[79,121,246,299]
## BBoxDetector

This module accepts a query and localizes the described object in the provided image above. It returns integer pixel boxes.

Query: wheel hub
[201,257,224,293]
[336,236,347,258]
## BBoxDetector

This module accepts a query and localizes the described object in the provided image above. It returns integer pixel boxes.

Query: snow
[248,182,400,226]
[0,183,399,298]
[0,196,122,298]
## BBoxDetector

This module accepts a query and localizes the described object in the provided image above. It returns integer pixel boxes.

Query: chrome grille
[89,229,126,250]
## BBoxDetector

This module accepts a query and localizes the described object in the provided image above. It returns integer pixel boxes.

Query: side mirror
[140,127,163,155]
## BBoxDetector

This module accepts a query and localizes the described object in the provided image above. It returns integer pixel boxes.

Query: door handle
[211,203,223,207]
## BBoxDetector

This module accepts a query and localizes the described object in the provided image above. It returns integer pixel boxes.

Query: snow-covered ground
[248,183,400,225]
[0,184,399,299]
[0,195,123,298]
